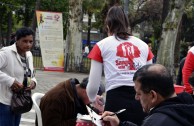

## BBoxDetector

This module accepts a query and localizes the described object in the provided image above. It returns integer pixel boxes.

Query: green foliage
[181,0,194,42]
[0,0,70,46]
[12,0,36,26]
[128,0,136,17]
[0,0,23,45]
[83,0,106,30]
[0,0,35,45]
[151,20,162,39]
[180,41,189,60]
[83,0,105,13]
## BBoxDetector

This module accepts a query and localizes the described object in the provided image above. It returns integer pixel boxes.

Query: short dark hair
[70,78,80,86]
[105,5,130,40]
[133,64,175,98]
[143,37,152,44]
[189,72,194,87]
[188,42,194,48]
[80,77,105,95]
[80,77,89,89]
[10,33,16,39]
[15,27,34,41]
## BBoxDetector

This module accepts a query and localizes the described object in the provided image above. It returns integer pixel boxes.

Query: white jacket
[0,44,37,105]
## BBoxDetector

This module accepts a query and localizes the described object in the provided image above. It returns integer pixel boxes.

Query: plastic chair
[32,93,45,126]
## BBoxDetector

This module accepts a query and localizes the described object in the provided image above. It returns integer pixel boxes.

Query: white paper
[79,115,92,121]
[86,105,103,126]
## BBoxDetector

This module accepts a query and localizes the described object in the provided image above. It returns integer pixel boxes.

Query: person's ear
[150,90,158,103]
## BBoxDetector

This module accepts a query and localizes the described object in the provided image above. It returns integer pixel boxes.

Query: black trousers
[104,86,147,125]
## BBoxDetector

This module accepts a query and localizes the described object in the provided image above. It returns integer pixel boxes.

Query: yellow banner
[36,11,64,72]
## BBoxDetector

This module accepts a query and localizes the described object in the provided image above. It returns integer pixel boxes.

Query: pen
[100,109,126,120]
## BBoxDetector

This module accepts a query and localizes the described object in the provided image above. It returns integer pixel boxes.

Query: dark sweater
[120,92,194,126]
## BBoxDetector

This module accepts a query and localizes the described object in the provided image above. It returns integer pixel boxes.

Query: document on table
[86,105,103,126]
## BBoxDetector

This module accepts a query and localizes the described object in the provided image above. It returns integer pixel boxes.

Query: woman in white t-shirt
[86,5,154,125]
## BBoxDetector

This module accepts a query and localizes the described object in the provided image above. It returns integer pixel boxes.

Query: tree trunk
[23,3,32,27]
[157,0,186,80]
[109,0,121,6]
[31,0,41,31]
[87,13,92,50]
[31,0,41,48]
[6,11,12,46]
[123,0,129,15]
[0,8,5,47]
[0,24,4,47]
[161,0,170,23]
[65,0,83,71]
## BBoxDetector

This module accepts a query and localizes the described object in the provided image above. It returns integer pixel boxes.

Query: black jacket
[176,57,186,85]
[120,92,194,126]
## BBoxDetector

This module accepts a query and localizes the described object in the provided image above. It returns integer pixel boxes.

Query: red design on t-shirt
[116,42,140,70]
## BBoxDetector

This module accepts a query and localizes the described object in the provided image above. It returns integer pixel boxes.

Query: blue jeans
[0,103,21,126]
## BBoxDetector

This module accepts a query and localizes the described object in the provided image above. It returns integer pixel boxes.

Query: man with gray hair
[101,64,194,126]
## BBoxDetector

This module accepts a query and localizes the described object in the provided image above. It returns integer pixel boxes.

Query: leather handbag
[11,89,33,114]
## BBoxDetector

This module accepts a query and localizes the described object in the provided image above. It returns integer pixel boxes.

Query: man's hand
[11,80,23,91]
[101,111,120,126]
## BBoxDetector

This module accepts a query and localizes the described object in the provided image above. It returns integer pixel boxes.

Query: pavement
[20,70,91,126]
